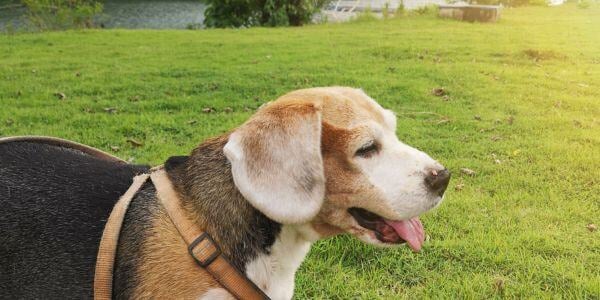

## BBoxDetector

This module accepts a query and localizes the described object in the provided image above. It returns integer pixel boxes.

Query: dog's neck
[167,135,318,298]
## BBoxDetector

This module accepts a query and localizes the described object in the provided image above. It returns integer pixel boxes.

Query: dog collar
[95,167,270,300]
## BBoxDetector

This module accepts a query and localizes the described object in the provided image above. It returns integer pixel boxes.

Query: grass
[1,3,599,298]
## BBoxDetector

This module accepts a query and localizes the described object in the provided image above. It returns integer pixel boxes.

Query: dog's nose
[425,169,451,196]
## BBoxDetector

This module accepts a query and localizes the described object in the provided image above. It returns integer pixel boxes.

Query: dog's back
[0,141,148,299]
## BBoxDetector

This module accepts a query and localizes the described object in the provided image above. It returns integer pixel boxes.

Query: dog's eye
[355,141,379,158]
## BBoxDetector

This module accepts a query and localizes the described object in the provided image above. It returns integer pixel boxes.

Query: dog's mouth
[348,207,425,252]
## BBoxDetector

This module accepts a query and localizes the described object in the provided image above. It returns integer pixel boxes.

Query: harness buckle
[188,232,221,268]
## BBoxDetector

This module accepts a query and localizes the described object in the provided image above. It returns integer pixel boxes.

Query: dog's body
[0,141,149,298]
[0,87,450,299]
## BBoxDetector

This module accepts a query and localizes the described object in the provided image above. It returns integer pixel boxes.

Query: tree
[201,0,332,28]
[22,0,103,30]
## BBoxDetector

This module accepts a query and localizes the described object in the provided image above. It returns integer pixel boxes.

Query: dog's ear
[224,101,325,224]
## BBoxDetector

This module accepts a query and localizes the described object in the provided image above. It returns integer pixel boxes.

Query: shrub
[22,0,103,30]
[577,0,592,8]
[470,0,537,6]
[412,5,439,16]
[201,0,332,28]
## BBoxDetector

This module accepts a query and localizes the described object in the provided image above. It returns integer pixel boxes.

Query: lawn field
[1,4,599,298]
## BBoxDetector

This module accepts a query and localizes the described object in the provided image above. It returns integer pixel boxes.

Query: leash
[95,167,269,300]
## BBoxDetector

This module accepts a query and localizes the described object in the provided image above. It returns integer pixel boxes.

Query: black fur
[0,141,148,299]
[1,138,281,298]
[167,136,282,271]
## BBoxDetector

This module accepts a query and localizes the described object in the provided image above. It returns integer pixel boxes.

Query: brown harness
[0,136,268,300]
[95,168,270,300]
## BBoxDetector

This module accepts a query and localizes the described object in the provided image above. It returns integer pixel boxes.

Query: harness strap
[151,168,269,300]
[94,173,150,300]
[94,168,269,300]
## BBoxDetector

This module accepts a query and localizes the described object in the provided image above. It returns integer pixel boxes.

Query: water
[99,1,205,29]
[0,0,206,31]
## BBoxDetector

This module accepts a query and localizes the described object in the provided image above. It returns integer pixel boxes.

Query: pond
[0,0,206,31]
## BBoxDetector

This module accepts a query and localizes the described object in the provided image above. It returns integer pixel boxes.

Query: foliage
[350,8,379,22]
[396,0,406,16]
[472,0,542,6]
[22,0,103,30]
[577,0,592,8]
[1,5,599,298]
[412,4,439,15]
[200,0,332,28]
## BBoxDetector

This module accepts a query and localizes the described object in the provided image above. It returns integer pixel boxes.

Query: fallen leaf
[507,115,514,125]
[187,120,197,125]
[127,157,135,163]
[436,118,450,125]
[460,168,476,176]
[202,107,214,113]
[126,138,143,147]
[442,95,450,101]
[491,154,502,164]
[54,92,66,100]
[432,87,447,97]
[224,107,233,113]
[491,135,502,141]
[586,223,597,232]
[103,107,118,114]
[474,115,482,121]
[110,145,120,152]
[577,83,589,88]
[455,183,465,191]
[129,95,140,102]
[493,277,506,292]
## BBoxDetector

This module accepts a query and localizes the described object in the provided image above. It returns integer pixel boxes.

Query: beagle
[0,87,449,299]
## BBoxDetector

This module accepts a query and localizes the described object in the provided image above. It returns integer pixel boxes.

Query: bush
[411,5,439,15]
[22,0,103,30]
[201,0,332,28]
[470,0,537,6]
[577,0,592,8]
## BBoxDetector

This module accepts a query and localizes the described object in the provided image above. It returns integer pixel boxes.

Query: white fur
[355,95,444,221]
[199,288,235,300]
[244,225,316,300]
[224,111,326,225]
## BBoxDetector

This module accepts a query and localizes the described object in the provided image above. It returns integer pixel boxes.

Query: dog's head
[224,87,449,251]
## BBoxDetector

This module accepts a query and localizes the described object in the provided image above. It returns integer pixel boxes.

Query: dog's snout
[425,169,451,196]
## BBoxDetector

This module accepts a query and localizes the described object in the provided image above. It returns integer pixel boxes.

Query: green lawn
[1,4,599,298]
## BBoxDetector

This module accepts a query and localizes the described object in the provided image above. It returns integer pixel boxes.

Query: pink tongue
[384,217,425,252]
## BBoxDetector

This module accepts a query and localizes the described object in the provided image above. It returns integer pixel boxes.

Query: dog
[0,87,450,299]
